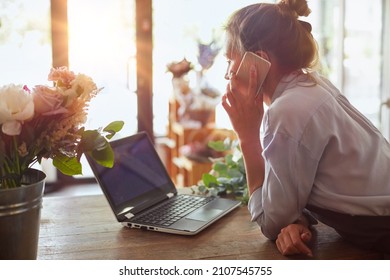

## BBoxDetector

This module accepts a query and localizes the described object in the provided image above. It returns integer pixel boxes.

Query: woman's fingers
[276,224,313,257]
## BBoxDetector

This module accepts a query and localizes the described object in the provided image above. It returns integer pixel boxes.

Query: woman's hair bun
[278,0,311,18]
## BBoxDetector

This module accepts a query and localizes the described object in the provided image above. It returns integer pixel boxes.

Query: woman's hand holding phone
[222,53,268,197]
[222,52,268,140]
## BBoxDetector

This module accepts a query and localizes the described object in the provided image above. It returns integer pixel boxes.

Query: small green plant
[197,137,248,204]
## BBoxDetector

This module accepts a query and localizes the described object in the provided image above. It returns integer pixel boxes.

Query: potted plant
[198,137,249,205]
[0,67,123,259]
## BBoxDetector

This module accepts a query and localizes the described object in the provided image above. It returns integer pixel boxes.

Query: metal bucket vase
[0,169,46,260]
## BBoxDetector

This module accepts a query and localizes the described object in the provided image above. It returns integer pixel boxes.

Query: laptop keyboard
[132,195,215,227]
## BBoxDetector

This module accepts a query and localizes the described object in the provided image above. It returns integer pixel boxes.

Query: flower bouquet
[0,67,124,189]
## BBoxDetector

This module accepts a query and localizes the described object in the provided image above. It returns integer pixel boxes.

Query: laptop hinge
[125,212,135,219]
[166,192,175,198]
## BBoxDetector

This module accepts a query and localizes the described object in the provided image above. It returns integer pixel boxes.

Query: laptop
[86,131,241,235]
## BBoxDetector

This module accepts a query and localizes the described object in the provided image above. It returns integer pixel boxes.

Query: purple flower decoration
[197,40,221,71]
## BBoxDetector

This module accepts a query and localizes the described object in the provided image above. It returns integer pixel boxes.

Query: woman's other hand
[275,223,313,257]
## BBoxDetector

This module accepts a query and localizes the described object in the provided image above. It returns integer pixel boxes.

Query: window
[343,0,382,126]
[67,0,138,177]
[0,0,52,85]
[67,0,137,136]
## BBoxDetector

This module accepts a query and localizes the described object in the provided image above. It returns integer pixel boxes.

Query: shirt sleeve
[248,130,320,240]
[248,186,263,222]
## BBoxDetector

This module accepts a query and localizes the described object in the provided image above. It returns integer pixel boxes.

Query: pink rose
[32,85,68,116]
[48,67,76,88]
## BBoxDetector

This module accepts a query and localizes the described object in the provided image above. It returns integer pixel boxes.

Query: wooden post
[50,0,69,68]
[135,0,154,140]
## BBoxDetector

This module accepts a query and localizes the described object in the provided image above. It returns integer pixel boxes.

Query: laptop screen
[87,132,176,217]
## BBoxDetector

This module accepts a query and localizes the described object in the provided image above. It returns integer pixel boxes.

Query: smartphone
[236,51,271,96]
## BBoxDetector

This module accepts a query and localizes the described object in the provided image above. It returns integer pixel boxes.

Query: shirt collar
[271,71,315,103]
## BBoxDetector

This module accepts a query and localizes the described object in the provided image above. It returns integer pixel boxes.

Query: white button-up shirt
[248,71,390,240]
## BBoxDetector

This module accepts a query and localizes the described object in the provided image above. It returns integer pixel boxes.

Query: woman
[222,0,390,257]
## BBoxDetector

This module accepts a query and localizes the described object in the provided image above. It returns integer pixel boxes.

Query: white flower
[70,74,97,100]
[0,84,34,135]
[61,74,97,107]
[2,120,22,136]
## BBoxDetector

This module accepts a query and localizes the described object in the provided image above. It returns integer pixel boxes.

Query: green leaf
[217,177,231,184]
[237,158,246,173]
[77,126,85,134]
[208,140,229,152]
[197,136,249,204]
[89,144,115,168]
[198,184,207,193]
[225,154,234,165]
[202,173,218,188]
[208,182,220,189]
[213,161,228,173]
[227,169,244,178]
[229,176,243,185]
[103,121,124,139]
[79,128,116,168]
[80,130,108,152]
[53,155,82,176]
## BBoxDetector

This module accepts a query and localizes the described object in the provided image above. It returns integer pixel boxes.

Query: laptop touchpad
[186,208,223,222]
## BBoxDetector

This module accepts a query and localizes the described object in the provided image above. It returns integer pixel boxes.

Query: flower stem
[13,136,21,176]
[0,137,21,188]
[1,162,17,188]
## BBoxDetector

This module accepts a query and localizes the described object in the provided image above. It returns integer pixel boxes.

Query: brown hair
[225,0,319,74]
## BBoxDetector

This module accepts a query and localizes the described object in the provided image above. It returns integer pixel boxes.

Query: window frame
[48,0,153,187]
[381,0,390,139]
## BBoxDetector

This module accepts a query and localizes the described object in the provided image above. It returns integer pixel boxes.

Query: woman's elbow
[260,225,279,241]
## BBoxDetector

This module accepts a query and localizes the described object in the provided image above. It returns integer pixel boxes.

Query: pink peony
[0,84,34,128]
[48,67,76,88]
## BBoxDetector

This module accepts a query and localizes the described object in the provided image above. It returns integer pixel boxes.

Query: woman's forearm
[239,137,265,195]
